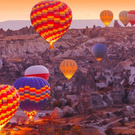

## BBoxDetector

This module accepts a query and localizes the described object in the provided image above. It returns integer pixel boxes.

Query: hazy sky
[0,0,135,21]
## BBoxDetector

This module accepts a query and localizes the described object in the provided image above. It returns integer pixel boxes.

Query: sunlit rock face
[52,107,64,118]
[63,106,76,117]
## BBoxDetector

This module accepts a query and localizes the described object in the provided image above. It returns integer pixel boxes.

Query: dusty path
[83,118,122,135]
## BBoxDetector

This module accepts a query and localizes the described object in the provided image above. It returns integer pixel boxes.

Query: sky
[0,0,135,21]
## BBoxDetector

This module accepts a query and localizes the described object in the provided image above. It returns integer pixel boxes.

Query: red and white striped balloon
[24,65,49,81]
[127,10,135,26]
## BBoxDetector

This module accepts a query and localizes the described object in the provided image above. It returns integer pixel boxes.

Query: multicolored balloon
[119,11,129,26]
[127,10,135,26]
[30,0,72,49]
[60,59,77,80]
[13,77,50,120]
[24,65,49,81]
[100,10,113,27]
[0,85,20,130]
[91,43,107,62]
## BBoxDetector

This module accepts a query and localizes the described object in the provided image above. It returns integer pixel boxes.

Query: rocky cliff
[1,26,135,113]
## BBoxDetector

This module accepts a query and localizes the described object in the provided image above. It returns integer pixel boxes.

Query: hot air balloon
[0,85,20,130]
[13,77,50,120]
[60,59,77,80]
[30,0,72,49]
[91,43,107,62]
[119,11,129,26]
[127,10,135,26]
[24,65,49,81]
[100,10,113,27]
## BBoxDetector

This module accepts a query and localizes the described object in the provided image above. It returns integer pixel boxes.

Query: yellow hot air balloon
[30,0,72,49]
[119,11,129,26]
[60,59,77,80]
[0,85,20,131]
[100,10,113,27]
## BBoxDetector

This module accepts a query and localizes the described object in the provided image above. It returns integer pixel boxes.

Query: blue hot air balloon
[91,43,107,62]
[13,77,50,120]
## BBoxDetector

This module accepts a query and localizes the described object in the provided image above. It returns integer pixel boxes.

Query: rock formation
[1,26,135,115]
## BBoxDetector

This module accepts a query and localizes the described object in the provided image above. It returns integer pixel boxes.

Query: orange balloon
[60,59,77,80]
[100,10,113,27]
[119,11,129,26]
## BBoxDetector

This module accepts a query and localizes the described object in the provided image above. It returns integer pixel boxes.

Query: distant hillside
[0,20,125,30]
[0,20,31,30]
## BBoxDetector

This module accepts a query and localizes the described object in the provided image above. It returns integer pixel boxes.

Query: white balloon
[24,65,49,80]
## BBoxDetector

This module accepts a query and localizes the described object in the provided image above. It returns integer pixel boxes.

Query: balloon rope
[0,125,3,132]
[49,42,54,49]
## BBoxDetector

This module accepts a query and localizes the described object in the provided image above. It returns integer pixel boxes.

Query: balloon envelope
[91,43,107,62]
[13,77,50,120]
[100,10,113,27]
[0,85,20,130]
[60,59,77,80]
[30,0,72,49]
[119,11,129,26]
[127,10,135,26]
[24,65,49,81]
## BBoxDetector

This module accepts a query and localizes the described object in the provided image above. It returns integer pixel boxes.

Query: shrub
[105,128,115,135]
[53,100,61,108]
[119,119,125,126]
[70,125,84,135]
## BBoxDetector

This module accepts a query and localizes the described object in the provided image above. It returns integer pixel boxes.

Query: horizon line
[0,19,119,22]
